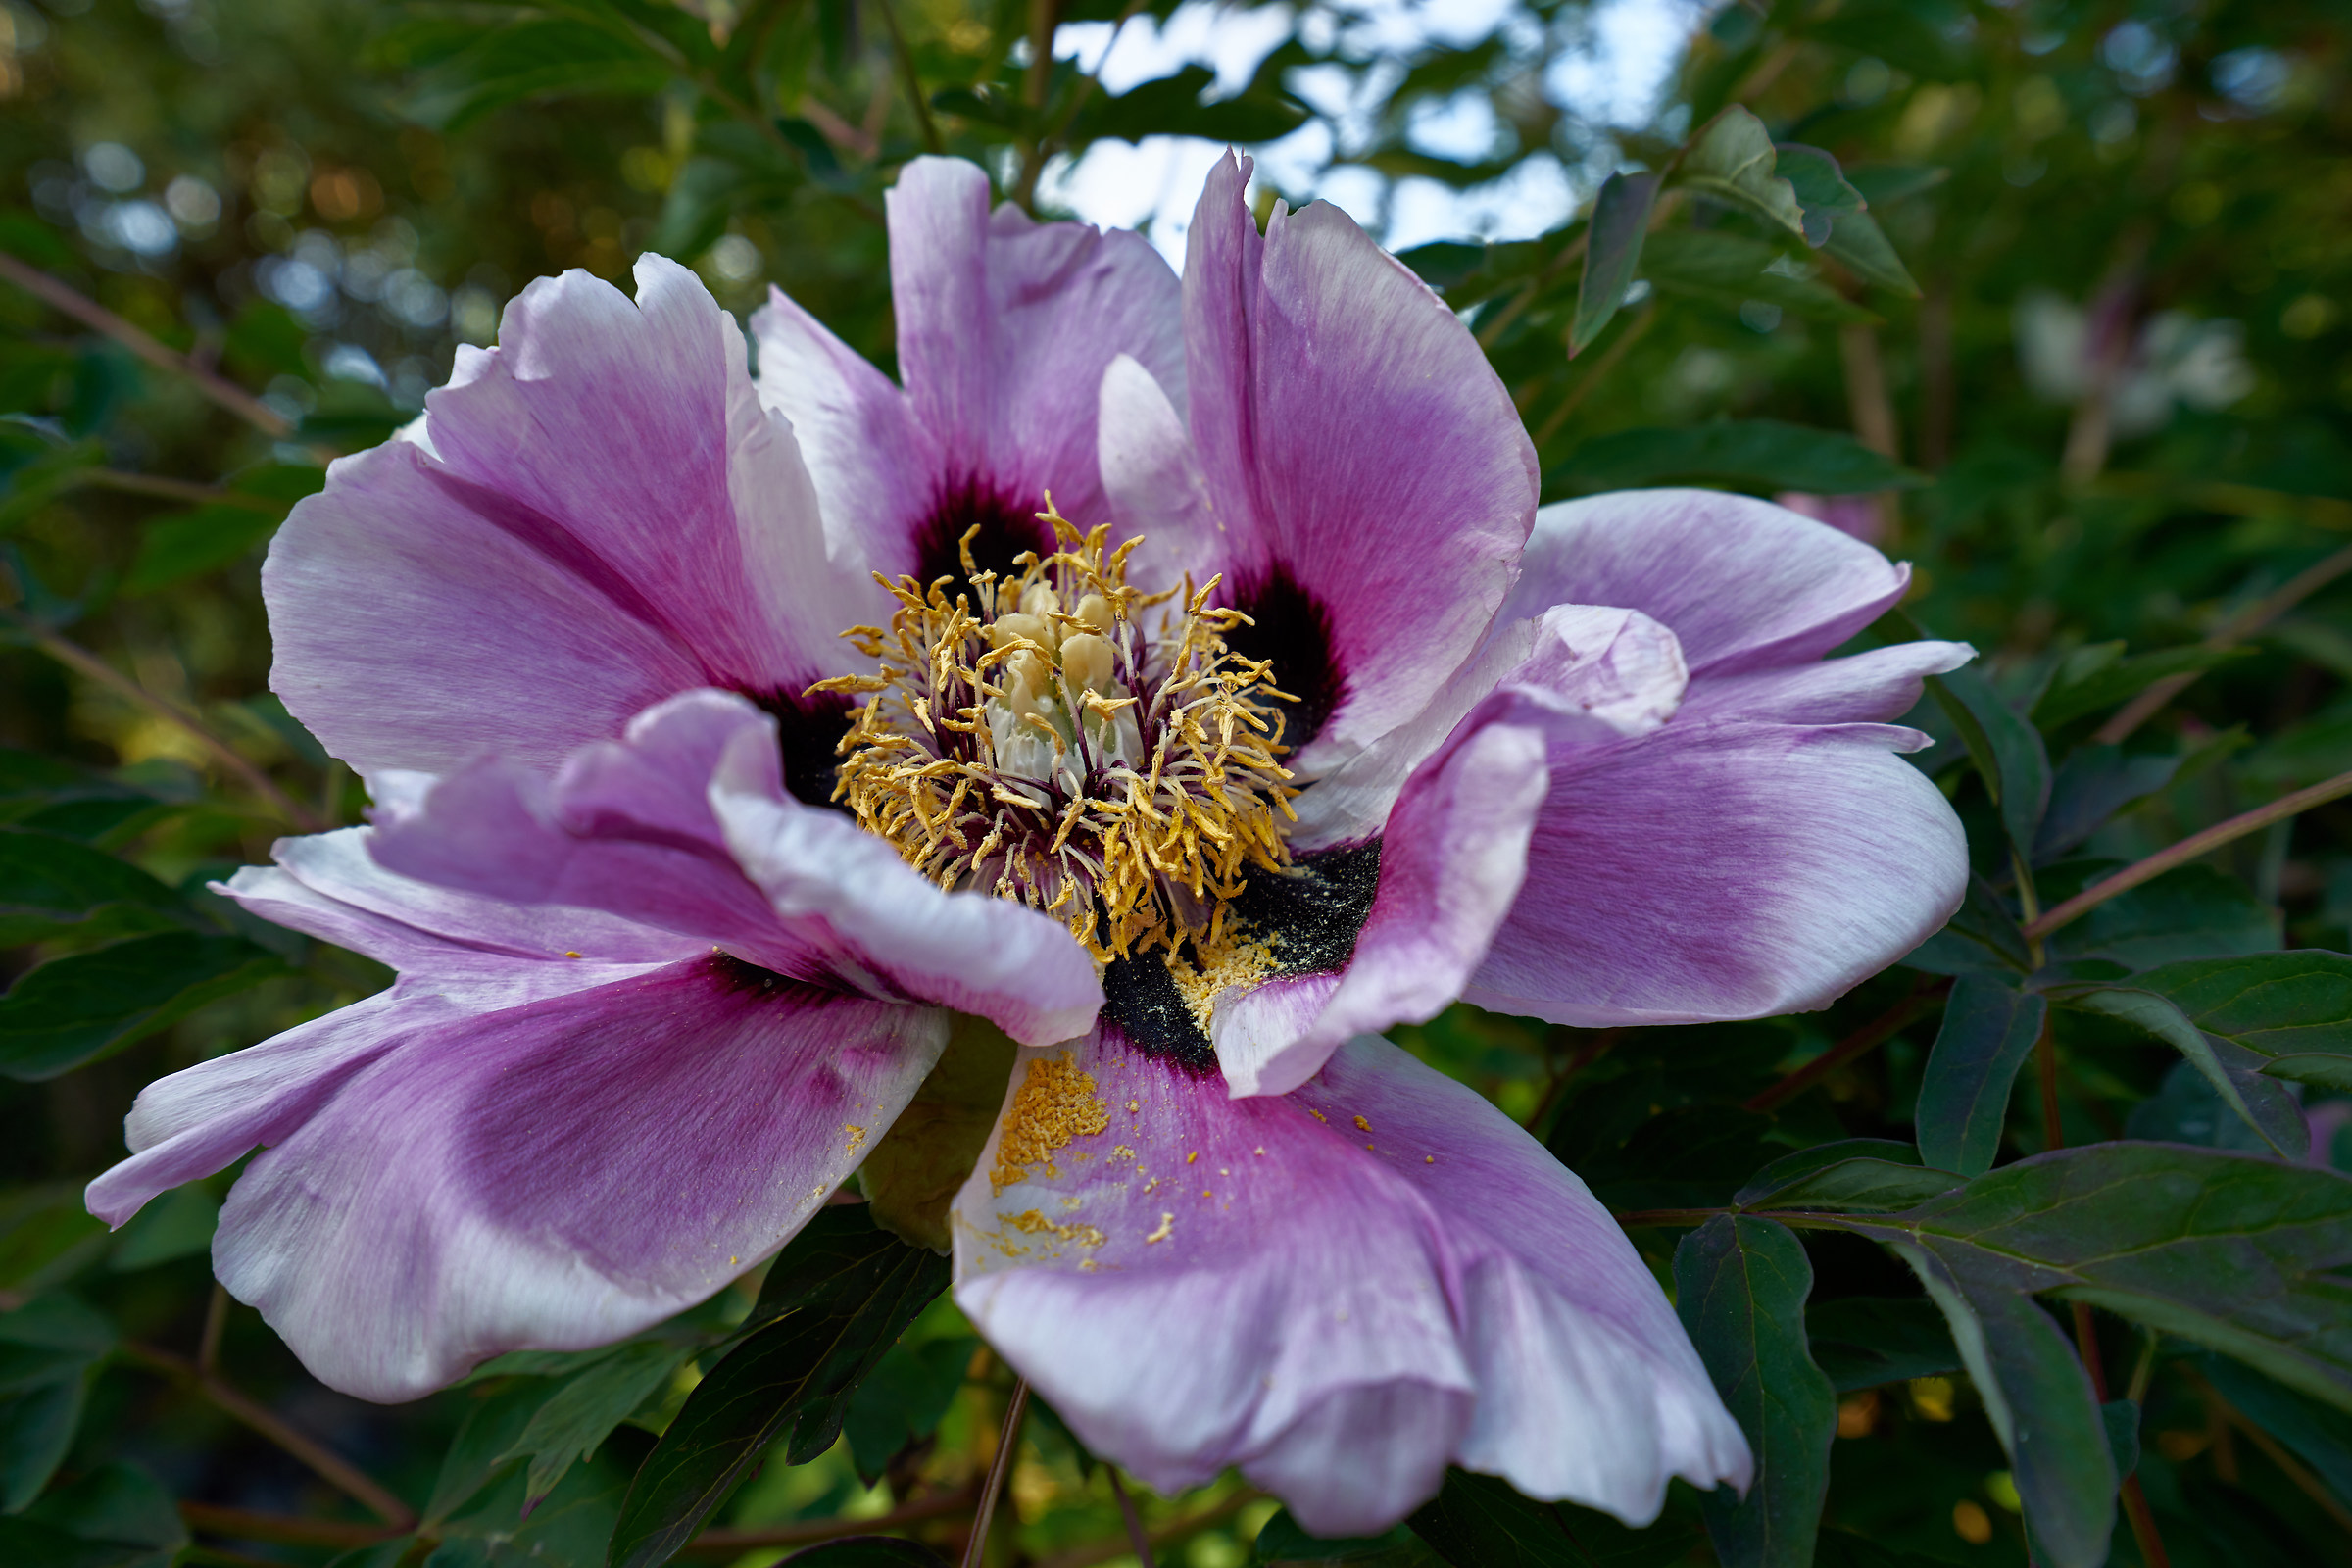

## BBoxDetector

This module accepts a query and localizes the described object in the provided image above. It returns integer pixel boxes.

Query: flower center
[812,500,1298,964]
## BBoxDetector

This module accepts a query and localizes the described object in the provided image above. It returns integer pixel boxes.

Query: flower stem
[2021,767,2352,943]
[963,1376,1031,1568]
[1108,1470,1155,1568]
[0,253,293,439]
[1742,976,1949,1113]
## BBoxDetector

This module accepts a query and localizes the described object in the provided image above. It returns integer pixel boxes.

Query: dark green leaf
[1077,65,1308,146]
[2034,746,2184,863]
[1820,209,1920,297]
[498,1338,695,1508]
[1811,1530,1960,1567]
[0,1295,111,1509]
[1570,172,1660,355]
[2051,863,2279,970]
[1675,1217,1835,1568]
[1409,1469,1698,1567]
[778,1543,951,1567]
[0,1184,111,1292]
[123,503,285,593]
[2193,1353,2352,1510]
[1254,1509,1428,1565]
[23,1462,186,1568]
[108,1183,218,1270]
[1915,977,2045,1177]
[1928,666,2049,861]
[0,1517,149,1568]
[2050,985,2304,1157]
[1802,1298,1962,1392]
[609,1211,948,1568]
[842,1335,976,1484]
[2100,1397,2140,1478]
[1637,230,1877,325]
[0,827,186,947]
[428,1376,564,1526]
[1841,165,1949,205]
[1902,877,2034,977]
[0,932,291,1081]
[2032,645,2249,729]
[1735,1140,1923,1204]
[2130,951,2352,1091]
[1552,419,1922,498]
[395,19,673,131]
[434,1446,636,1568]
[1771,144,1862,247]
[1677,106,1806,240]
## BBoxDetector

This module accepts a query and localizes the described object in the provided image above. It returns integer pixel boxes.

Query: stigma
[811,500,1298,964]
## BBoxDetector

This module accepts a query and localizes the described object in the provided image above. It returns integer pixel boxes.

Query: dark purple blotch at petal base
[1099,841,1383,1074]
[911,471,1058,601]
[744,687,858,811]
[1221,562,1347,754]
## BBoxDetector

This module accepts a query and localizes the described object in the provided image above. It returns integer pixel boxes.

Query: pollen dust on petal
[1145,1211,1175,1244]
[1006,1207,1106,1250]
[844,1123,866,1153]
[990,1052,1110,1192]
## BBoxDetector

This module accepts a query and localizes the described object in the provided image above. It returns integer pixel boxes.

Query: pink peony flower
[89,154,1971,1535]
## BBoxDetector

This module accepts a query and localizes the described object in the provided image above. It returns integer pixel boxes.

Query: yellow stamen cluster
[811,499,1297,962]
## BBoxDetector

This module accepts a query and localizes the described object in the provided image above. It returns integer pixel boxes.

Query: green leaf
[1552,419,1921,498]
[1675,1217,1836,1568]
[1254,1510,1428,1565]
[858,1014,1013,1251]
[1882,1245,2116,1568]
[22,1462,186,1568]
[0,827,187,947]
[432,1446,636,1568]
[776,1542,951,1567]
[1915,977,2046,1177]
[0,1184,111,1292]
[2050,985,2304,1157]
[2034,746,2183,862]
[2051,863,2278,970]
[1928,666,2049,861]
[1842,164,1949,206]
[108,1183,218,1270]
[0,1295,113,1509]
[1770,144,1862,247]
[2100,1397,2140,1478]
[123,503,285,592]
[1637,230,1878,325]
[2130,951,2352,1080]
[2032,645,2248,729]
[1678,106,1807,241]
[395,19,672,131]
[842,1335,976,1485]
[2193,1353,2352,1511]
[1903,877,2034,977]
[1077,63,1307,146]
[0,932,291,1081]
[1409,1469,1699,1567]
[1802,1298,1963,1393]
[1570,172,1661,355]
[609,1211,948,1568]
[428,1377,564,1527]
[497,1338,695,1508]
[1820,209,1920,296]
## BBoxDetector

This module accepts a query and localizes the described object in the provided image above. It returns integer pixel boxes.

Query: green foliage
[7,1,2352,1565]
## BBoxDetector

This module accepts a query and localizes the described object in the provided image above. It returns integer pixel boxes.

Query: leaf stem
[963,1376,1031,1568]
[0,253,293,439]
[1741,976,1949,1113]
[0,608,324,832]
[123,1341,416,1529]
[2021,767,2352,943]
[872,0,945,155]
[1108,1470,1155,1568]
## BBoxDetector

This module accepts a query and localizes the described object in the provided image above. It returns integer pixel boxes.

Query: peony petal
[711,720,1102,1047]
[1466,717,1969,1026]
[270,258,867,779]
[952,1030,1745,1534]
[1180,153,1537,771]
[1503,490,1914,678]
[1097,352,1225,592]
[1679,638,1975,726]
[1213,721,1548,1097]
[367,689,1102,1046]
[210,957,944,1400]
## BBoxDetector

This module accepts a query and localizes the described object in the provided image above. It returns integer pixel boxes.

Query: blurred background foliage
[8,0,2352,1565]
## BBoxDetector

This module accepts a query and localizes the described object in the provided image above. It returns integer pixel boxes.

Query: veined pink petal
[753,157,1183,587]
[212,958,944,1400]
[953,1031,1746,1534]
[1174,153,1536,773]
[368,689,1101,1047]
[1467,718,1968,1026]
[269,257,873,780]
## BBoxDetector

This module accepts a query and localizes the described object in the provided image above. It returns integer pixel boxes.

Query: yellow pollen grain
[1145,1212,1175,1244]
[1253,1147,1265,1156]
[1165,922,1284,1032]
[990,1053,1110,1192]
[1426,1154,1436,1163]
[1353,1115,1372,1133]
[1006,1208,1106,1249]
[844,1124,866,1153]
[563,951,582,958]
[1307,1108,1327,1124]
[1126,1100,1140,1114]
[1112,1145,1136,1161]
[1186,1151,1199,1164]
